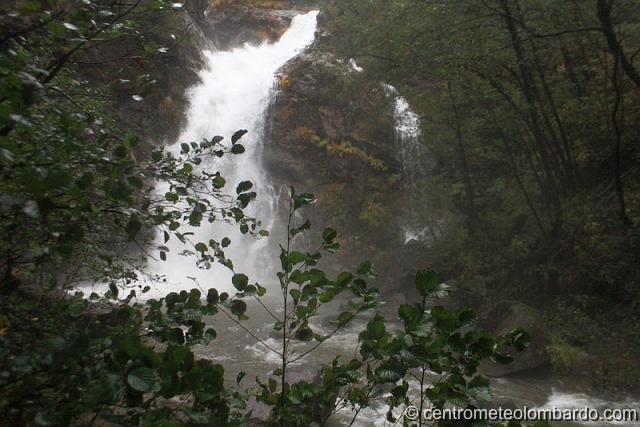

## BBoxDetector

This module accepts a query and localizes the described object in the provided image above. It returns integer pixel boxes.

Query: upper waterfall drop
[145,11,319,296]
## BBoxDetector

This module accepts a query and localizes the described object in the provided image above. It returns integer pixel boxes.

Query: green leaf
[127,367,159,392]
[230,300,247,317]
[367,317,386,340]
[231,144,245,154]
[294,325,314,341]
[415,270,440,296]
[291,219,311,237]
[288,251,306,265]
[493,352,514,365]
[207,288,219,304]
[213,175,226,189]
[232,273,249,291]
[256,283,267,297]
[236,180,253,194]
[289,288,301,303]
[108,282,119,298]
[322,227,337,242]
[236,371,246,385]
[505,327,531,351]
[195,242,207,252]
[293,192,316,210]
[113,144,127,158]
[231,129,248,143]
[221,237,231,248]
[125,217,142,239]
[357,260,372,275]
[336,311,354,326]
[205,328,217,342]
[336,271,353,287]
[467,375,491,401]
[457,307,476,326]
[189,210,203,226]
[318,290,334,303]
[165,192,179,202]
[375,367,402,383]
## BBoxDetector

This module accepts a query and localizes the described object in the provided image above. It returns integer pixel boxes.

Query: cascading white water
[381,84,432,243]
[350,63,429,244]
[145,11,319,296]
[382,83,423,187]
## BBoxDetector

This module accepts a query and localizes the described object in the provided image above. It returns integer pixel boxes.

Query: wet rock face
[266,50,400,187]
[264,48,418,292]
[77,11,207,143]
[198,0,317,49]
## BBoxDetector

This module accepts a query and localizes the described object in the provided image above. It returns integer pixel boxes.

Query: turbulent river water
[98,10,639,426]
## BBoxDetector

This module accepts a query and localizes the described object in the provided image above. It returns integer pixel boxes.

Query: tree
[320,0,639,300]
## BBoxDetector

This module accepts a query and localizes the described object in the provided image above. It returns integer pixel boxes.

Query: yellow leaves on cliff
[276,73,290,89]
[326,140,387,172]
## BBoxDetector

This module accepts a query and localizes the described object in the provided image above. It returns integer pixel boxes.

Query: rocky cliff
[264,48,419,285]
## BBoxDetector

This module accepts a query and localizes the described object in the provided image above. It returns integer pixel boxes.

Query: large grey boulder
[480,301,550,377]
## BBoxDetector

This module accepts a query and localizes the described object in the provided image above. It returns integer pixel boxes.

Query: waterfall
[145,11,319,296]
[386,86,422,188]
[382,84,430,243]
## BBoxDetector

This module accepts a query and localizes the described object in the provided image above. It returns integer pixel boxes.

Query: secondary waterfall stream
[382,84,431,244]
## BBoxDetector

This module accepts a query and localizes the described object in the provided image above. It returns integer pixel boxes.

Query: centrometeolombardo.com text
[402,405,639,423]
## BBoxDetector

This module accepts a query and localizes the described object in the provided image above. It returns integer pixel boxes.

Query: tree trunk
[447,81,479,235]
[500,0,564,233]
[597,0,640,90]
[610,49,631,225]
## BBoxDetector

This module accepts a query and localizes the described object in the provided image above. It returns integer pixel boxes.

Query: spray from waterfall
[144,11,319,296]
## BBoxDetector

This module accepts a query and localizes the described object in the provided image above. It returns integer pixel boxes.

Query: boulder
[480,301,550,377]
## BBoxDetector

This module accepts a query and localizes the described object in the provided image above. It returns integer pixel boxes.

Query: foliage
[0,291,244,425]
[0,0,260,294]
[359,200,388,227]
[546,336,585,374]
[0,1,255,424]
[326,140,388,172]
[319,0,640,374]
[236,189,538,427]
[292,125,316,142]
[1,184,539,426]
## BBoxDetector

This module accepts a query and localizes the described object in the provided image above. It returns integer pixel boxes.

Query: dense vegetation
[320,0,640,381]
